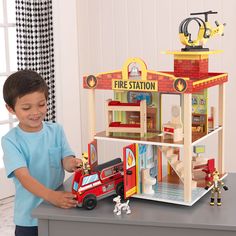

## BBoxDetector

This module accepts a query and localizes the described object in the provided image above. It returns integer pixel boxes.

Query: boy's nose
[31,108,41,115]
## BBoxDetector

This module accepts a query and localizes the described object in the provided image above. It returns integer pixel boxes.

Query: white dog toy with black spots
[113,195,131,216]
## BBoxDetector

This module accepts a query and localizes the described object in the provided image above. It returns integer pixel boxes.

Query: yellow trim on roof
[193,73,228,86]
[96,70,122,77]
[147,70,175,78]
[163,50,223,55]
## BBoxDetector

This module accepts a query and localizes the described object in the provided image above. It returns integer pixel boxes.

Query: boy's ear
[6,104,15,114]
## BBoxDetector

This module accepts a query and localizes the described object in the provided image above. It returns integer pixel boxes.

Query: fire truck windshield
[82,174,99,186]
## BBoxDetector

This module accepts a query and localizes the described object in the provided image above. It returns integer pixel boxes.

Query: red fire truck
[72,158,124,210]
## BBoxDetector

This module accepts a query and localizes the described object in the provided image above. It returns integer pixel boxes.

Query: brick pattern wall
[174,58,208,79]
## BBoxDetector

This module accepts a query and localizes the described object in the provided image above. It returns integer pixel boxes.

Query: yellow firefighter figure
[205,170,229,206]
[78,152,91,175]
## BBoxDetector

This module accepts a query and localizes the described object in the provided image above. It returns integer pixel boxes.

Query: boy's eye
[22,107,30,110]
[39,103,46,107]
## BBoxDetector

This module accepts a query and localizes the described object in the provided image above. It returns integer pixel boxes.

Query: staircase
[161,147,197,188]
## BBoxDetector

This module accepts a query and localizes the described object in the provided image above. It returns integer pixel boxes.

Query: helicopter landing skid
[181,46,209,52]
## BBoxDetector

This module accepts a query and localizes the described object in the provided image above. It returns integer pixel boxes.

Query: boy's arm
[62,156,82,172]
[14,167,77,209]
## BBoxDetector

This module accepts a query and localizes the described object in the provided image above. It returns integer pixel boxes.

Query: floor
[0,196,14,236]
[134,181,208,206]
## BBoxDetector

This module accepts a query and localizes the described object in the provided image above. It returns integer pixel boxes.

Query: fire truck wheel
[83,194,97,210]
[116,182,124,198]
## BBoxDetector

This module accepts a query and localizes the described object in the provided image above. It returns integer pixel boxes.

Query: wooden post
[218,84,225,174]
[140,100,147,137]
[183,93,192,203]
[105,99,112,136]
[88,89,96,141]
[158,147,162,182]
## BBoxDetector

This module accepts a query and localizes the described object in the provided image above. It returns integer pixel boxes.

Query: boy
[1,70,82,236]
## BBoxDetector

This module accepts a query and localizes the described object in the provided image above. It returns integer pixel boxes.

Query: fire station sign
[112,79,158,92]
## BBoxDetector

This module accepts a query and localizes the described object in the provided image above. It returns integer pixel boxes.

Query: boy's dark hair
[3,70,48,110]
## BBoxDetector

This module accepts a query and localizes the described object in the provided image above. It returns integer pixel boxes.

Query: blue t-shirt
[1,122,75,226]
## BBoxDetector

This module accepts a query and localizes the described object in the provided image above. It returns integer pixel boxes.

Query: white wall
[53,0,82,157]
[53,0,236,172]
[53,0,82,179]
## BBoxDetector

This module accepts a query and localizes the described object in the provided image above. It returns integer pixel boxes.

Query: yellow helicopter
[179,11,226,51]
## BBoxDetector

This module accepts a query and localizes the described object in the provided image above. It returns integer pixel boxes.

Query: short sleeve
[58,125,75,159]
[1,137,27,178]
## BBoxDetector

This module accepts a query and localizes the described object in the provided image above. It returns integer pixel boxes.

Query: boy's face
[7,91,47,132]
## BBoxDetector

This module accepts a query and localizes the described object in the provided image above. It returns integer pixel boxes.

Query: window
[82,174,99,186]
[73,181,79,192]
[0,0,18,168]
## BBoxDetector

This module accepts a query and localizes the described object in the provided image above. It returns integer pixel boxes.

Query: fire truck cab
[72,158,124,210]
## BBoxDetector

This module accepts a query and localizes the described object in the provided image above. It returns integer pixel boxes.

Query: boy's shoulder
[44,121,61,129]
[43,121,64,135]
[1,127,19,148]
[44,121,62,130]
[2,126,18,139]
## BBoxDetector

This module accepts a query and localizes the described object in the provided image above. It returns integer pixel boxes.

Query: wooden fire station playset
[77,11,228,207]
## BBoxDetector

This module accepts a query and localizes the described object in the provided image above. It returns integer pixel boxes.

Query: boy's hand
[14,167,78,209]
[62,156,83,172]
[48,191,77,209]
[70,158,83,172]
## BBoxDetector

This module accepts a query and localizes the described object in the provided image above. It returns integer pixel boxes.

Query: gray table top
[32,173,236,231]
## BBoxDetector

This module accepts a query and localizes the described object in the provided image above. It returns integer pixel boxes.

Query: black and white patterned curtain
[15,0,56,122]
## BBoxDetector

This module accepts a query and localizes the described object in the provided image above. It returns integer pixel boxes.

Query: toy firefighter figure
[81,152,91,175]
[205,170,228,206]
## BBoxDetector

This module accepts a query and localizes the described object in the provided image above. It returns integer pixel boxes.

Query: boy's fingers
[64,192,77,199]
[67,199,77,205]
[63,199,77,208]
[61,203,76,209]
[76,159,82,167]
[60,193,77,208]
